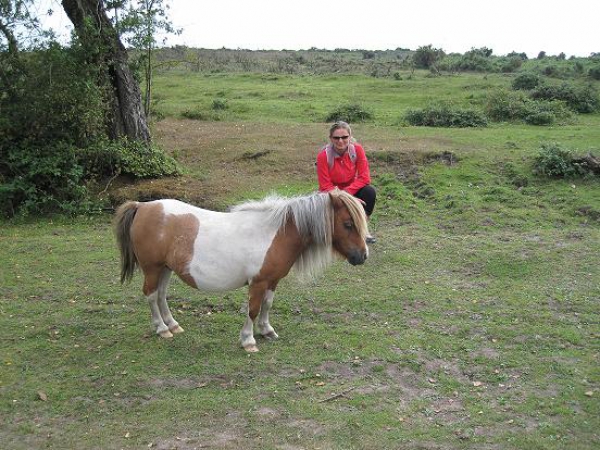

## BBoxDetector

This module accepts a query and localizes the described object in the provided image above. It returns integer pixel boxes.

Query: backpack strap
[324,143,357,169]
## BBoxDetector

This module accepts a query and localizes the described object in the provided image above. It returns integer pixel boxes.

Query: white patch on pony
[159,199,279,291]
[240,315,257,350]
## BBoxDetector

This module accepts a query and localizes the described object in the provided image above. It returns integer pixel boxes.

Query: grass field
[1,69,599,449]
[153,71,516,124]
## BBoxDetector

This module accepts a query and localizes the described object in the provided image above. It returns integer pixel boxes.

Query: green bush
[181,109,209,120]
[79,139,180,179]
[0,138,180,217]
[512,72,541,90]
[181,108,222,121]
[211,98,228,110]
[405,104,488,127]
[524,111,555,126]
[0,142,89,216]
[485,89,573,125]
[0,43,179,217]
[0,44,106,148]
[542,65,559,77]
[412,45,445,69]
[500,57,523,73]
[589,66,600,80]
[456,54,493,72]
[531,82,600,113]
[484,89,531,121]
[325,103,373,123]
[532,143,583,178]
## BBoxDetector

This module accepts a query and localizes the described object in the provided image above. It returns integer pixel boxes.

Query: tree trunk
[61,0,151,143]
[0,21,19,55]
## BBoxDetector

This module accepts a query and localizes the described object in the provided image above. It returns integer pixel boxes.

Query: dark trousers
[354,185,376,217]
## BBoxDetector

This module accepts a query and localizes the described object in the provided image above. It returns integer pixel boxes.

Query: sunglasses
[331,135,350,140]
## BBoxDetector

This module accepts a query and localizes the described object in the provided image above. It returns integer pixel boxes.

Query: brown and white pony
[114,189,369,352]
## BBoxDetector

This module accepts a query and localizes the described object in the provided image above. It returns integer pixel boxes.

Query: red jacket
[316,142,371,195]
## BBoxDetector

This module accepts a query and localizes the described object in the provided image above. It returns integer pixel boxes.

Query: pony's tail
[114,201,139,284]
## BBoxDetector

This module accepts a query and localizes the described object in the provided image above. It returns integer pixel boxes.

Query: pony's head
[329,189,369,266]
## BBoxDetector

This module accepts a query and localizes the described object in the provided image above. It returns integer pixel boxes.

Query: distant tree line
[153,45,600,80]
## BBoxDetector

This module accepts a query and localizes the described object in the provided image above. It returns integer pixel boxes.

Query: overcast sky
[38,0,598,58]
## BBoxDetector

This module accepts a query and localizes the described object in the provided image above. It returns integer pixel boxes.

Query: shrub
[0,44,180,217]
[542,65,558,77]
[79,139,180,179]
[524,111,555,126]
[485,89,573,125]
[456,54,493,72]
[211,98,228,110]
[532,143,581,178]
[0,44,106,148]
[362,50,376,60]
[0,138,180,217]
[181,109,224,121]
[485,89,531,121]
[405,104,488,127]
[1,142,89,216]
[507,52,528,60]
[500,57,523,73]
[589,66,600,80]
[181,109,208,120]
[325,104,373,123]
[512,72,541,90]
[531,82,600,113]
[525,100,573,125]
[412,45,445,69]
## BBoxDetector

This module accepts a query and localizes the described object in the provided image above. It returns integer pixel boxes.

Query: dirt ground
[107,119,434,209]
[108,120,326,208]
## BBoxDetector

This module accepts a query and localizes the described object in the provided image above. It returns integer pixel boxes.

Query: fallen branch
[236,150,272,161]
[318,386,356,403]
[101,170,121,196]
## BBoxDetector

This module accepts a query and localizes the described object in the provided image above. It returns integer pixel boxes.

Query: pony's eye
[344,221,353,230]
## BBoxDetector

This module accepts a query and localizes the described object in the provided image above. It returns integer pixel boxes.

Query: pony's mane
[231,189,368,278]
[329,189,369,241]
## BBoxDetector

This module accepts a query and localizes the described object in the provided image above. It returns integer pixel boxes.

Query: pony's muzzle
[347,249,367,266]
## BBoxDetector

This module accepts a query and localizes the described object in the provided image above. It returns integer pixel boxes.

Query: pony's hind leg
[157,268,184,335]
[257,289,278,340]
[143,266,177,338]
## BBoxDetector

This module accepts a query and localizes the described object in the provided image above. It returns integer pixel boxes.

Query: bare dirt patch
[106,119,430,209]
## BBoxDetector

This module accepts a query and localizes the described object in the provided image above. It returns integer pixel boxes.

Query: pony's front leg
[257,289,278,340]
[240,282,268,352]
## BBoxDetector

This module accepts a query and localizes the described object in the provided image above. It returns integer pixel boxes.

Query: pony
[114,189,369,352]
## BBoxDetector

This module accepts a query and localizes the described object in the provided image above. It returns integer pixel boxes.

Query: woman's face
[330,127,351,154]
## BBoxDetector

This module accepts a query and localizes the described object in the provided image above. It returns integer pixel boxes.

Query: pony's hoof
[244,344,259,353]
[159,330,174,338]
[170,325,184,334]
[263,331,279,340]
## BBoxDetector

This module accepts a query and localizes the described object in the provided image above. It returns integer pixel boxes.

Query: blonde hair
[329,121,352,137]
